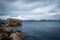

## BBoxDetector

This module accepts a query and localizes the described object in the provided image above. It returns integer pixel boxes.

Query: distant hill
[22,20,60,22]
[39,20,60,22]
[0,19,60,22]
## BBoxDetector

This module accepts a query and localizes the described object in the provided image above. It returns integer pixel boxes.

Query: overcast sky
[0,0,60,20]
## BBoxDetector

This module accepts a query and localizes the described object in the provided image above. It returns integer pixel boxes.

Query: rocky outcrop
[0,23,2,26]
[0,18,22,26]
[6,18,22,26]
[0,22,5,26]
[0,27,25,40]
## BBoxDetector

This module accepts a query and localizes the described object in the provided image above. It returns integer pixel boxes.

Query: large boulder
[6,18,22,26]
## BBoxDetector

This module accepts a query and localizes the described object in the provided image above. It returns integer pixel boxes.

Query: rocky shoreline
[0,25,25,40]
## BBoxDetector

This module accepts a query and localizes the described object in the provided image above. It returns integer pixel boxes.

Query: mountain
[22,20,60,22]
[0,19,60,22]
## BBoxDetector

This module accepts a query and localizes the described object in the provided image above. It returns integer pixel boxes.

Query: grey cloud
[0,0,17,15]
[5,0,17,2]
[51,13,60,20]
[22,0,45,3]
[22,0,59,4]
[0,0,60,20]
[0,0,10,15]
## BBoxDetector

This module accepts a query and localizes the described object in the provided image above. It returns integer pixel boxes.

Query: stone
[6,18,22,26]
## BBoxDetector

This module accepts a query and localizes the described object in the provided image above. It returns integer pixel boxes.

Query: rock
[0,28,25,40]
[6,18,22,26]
[9,33,22,40]
[16,31,25,39]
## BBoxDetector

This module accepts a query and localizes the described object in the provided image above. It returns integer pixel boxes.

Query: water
[0,21,60,40]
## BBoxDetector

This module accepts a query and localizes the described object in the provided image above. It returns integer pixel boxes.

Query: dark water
[1,21,60,40]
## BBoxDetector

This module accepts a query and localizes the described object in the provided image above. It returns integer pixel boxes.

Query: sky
[0,0,60,20]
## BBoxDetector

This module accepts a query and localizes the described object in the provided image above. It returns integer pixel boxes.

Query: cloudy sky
[0,0,60,20]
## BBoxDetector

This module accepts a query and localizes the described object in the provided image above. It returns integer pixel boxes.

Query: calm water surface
[1,21,60,40]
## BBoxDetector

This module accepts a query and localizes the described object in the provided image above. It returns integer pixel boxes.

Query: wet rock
[0,27,25,40]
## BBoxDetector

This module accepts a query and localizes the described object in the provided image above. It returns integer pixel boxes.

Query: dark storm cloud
[0,0,60,20]
[0,0,10,15]
[0,0,7,11]
[0,0,19,15]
